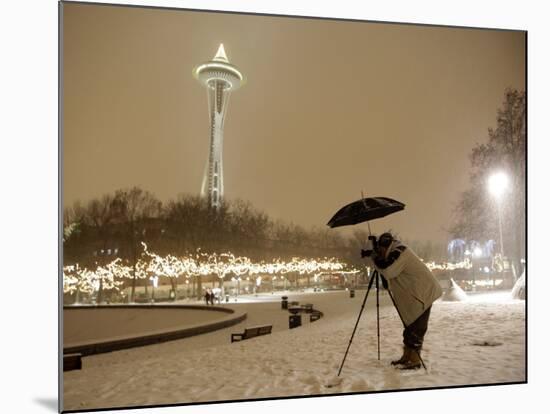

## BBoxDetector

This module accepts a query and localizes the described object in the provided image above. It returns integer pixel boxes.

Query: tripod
[336,269,426,377]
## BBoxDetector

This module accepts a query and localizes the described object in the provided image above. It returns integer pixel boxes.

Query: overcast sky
[62,3,525,243]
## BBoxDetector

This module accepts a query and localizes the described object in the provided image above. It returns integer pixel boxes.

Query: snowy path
[63,290,525,411]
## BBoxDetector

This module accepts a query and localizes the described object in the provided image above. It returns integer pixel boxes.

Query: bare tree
[451,89,526,274]
[112,187,162,302]
[63,200,86,243]
[79,194,117,303]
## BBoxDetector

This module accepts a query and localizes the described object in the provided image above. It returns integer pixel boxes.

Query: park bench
[231,325,272,343]
[310,311,322,322]
[288,303,314,314]
[302,304,314,313]
[63,353,82,371]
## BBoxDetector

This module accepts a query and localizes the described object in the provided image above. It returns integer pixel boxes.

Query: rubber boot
[391,346,410,366]
[399,348,422,370]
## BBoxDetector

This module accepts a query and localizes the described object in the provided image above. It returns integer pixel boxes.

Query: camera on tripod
[361,235,378,258]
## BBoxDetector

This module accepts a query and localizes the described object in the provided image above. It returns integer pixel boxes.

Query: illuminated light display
[424,259,472,271]
[63,243,356,294]
[63,259,131,294]
[65,245,513,296]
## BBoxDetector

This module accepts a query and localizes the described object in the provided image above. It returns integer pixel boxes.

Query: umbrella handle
[360,191,368,207]
[360,191,373,236]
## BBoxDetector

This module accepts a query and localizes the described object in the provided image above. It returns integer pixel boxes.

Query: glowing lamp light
[488,172,509,199]
[473,247,482,258]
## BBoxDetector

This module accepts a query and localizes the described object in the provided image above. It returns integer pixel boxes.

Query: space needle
[193,44,245,209]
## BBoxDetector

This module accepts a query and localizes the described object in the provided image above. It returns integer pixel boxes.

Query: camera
[361,232,394,258]
[361,235,378,258]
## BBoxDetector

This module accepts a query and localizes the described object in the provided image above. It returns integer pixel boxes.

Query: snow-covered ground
[63,289,525,411]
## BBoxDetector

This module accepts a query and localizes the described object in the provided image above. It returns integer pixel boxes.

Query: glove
[361,239,377,259]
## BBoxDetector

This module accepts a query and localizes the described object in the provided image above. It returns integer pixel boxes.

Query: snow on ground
[63,289,525,411]
[441,279,468,302]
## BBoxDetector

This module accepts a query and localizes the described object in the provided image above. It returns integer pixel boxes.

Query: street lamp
[488,172,509,259]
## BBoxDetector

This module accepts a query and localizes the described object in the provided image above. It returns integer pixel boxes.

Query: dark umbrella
[326,196,405,228]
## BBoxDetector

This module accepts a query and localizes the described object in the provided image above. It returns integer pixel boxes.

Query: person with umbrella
[363,232,442,369]
[327,196,441,374]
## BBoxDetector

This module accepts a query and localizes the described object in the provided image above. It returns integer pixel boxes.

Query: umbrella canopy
[327,197,405,228]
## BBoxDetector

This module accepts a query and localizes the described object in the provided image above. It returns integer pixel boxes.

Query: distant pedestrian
[204,289,211,305]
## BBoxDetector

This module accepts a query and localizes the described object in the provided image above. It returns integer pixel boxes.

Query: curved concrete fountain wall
[63,304,247,356]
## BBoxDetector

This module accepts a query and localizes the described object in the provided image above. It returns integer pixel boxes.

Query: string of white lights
[63,242,354,294]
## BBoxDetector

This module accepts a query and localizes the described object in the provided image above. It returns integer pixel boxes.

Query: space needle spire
[193,44,245,209]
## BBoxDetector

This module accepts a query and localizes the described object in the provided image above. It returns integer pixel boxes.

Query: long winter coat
[371,242,442,327]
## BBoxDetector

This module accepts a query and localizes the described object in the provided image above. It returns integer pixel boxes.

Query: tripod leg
[336,271,376,377]
[385,288,428,371]
[376,271,380,361]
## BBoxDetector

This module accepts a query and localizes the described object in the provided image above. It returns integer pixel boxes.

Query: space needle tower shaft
[193,44,245,209]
